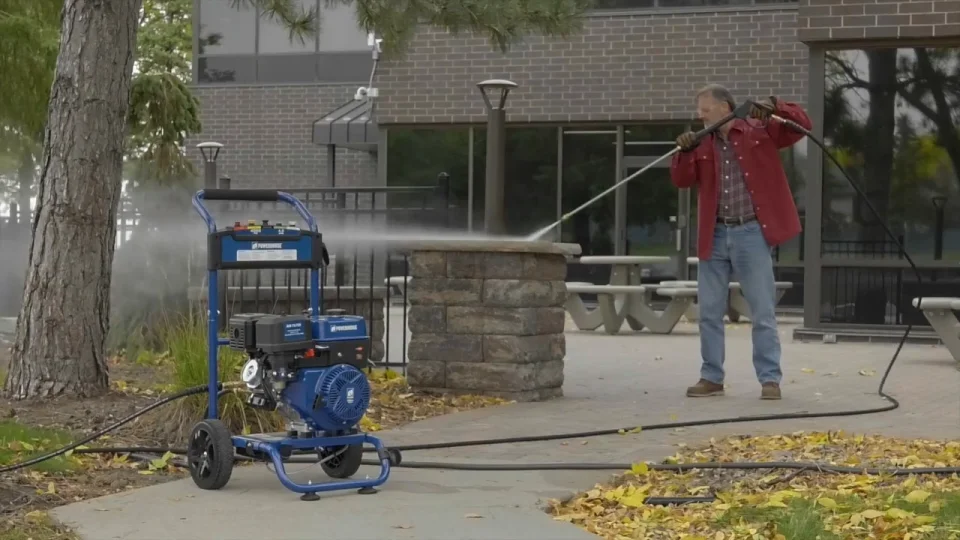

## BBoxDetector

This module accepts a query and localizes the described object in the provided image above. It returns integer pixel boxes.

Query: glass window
[256,54,316,83]
[623,123,687,259]
[560,127,617,284]
[198,0,256,55]
[317,2,370,52]
[592,0,766,7]
[473,128,559,238]
[592,0,655,8]
[258,0,317,54]
[386,128,473,231]
[656,0,753,6]
[821,47,960,263]
[197,56,257,83]
[317,52,374,83]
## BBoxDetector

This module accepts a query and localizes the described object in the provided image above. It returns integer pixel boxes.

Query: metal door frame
[613,124,694,280]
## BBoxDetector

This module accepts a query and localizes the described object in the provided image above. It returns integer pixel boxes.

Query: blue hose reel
[188,188,394,501]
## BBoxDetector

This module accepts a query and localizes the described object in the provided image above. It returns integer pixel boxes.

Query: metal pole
[614,125,626,256]
[467,127,474,232]
[484,107,506,235]
[555,126,563,242]
[477,79,517,236]
[677,188,691,280]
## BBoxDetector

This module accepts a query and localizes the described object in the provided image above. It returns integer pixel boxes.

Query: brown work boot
[686,379,724,397]
[761,383,781,400]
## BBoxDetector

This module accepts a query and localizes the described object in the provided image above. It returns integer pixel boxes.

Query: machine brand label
[252,242,283,249]
[346,387,355,404]
[284,322,305,339]
[330,324,358,332]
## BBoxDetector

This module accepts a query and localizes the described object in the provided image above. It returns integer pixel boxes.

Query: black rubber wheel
[388,448,402,466]
[320,444,363,478]
[187,419,234,490]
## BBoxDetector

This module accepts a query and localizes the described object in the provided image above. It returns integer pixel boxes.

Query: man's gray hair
[696,84,736,112]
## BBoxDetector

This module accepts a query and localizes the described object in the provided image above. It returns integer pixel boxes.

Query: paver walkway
[52,316,960,540]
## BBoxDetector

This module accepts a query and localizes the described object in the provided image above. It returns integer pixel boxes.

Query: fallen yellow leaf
[817,497,838,510]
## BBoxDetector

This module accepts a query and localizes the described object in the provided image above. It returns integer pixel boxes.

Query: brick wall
[375,6,807,125]
[185,84,377,190]
[798,0,960,41]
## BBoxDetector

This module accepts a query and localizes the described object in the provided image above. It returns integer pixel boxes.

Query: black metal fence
[205,175,452,373]
[0,175,453,374]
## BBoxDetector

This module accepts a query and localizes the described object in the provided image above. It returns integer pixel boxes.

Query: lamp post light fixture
[196,141,224,189]
[477,79,518,236]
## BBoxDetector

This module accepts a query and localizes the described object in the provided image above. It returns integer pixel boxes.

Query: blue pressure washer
[188,188,394,501]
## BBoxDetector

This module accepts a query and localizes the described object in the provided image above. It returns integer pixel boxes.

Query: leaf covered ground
[549,431,960,540]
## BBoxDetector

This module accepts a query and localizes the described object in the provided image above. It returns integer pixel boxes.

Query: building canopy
[311,99,378,151]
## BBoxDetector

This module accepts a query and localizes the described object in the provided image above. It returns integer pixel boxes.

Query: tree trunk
[3,0,143,400]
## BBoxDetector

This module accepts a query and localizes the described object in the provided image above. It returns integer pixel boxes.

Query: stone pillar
[403,240,579,401]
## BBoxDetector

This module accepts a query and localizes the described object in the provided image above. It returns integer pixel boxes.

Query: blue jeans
[697,220,782,385]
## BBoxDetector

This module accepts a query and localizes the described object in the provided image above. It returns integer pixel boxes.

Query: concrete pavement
[51,316,960,539]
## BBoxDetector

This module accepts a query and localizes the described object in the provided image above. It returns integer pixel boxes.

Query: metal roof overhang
[311,98,379,151]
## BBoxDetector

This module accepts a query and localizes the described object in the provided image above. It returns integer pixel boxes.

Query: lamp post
[196,141,224,189]
[477,79,518,236]
[932,195,947,260]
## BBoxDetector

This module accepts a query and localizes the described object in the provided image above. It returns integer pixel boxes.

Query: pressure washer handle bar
[202,188,280,202]
[191,189,319,234]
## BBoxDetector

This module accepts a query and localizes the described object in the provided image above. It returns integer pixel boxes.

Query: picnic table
[683,257,793,322]
[563,255,698,334]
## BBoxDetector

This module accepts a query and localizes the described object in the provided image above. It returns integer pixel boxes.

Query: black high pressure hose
[0,106,940,482]
[0,384,218,474]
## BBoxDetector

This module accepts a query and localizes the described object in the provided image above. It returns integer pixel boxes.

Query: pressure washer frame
[191,188,392,499]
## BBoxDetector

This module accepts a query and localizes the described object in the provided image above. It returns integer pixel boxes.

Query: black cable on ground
[0,111,938,479]
[0,383,216,474]
[345,459,960,477]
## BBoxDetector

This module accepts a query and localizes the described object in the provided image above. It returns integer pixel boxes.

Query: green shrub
[143,306,284,445]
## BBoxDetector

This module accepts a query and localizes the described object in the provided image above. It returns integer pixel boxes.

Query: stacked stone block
[404,243,569,401]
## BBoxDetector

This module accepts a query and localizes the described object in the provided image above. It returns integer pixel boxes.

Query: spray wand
[524,99,757,242]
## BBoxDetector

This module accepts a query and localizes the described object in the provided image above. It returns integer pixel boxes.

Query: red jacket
[669,100,812,261]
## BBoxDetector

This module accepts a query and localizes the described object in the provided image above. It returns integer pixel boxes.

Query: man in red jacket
[670,84,811,401]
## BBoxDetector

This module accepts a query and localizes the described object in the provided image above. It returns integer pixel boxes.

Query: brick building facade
[375,5,806,124]
[190,0,960,333]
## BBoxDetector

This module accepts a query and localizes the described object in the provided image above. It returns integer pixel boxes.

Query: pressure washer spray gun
[524,99,808,242]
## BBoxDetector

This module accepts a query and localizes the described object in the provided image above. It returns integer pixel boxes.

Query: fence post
[434,172,450,229]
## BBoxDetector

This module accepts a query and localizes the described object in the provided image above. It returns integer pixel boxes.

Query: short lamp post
[197,141,224,190]
[477,79,518,236]
[932,195,947,260]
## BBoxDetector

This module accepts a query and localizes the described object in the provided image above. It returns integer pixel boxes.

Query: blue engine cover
[280,364,371,432]
[312,315,367,342]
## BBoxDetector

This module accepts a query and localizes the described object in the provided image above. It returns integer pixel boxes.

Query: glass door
[560,126,617,284]
[622,123,692,282]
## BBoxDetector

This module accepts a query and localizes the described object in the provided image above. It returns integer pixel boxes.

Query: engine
[228,313,372,434]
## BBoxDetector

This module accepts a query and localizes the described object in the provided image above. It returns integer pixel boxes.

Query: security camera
[367,32,383,54]
[354,87,368,101]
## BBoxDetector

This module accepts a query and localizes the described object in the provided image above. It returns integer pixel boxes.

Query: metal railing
[206,176,452,373]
